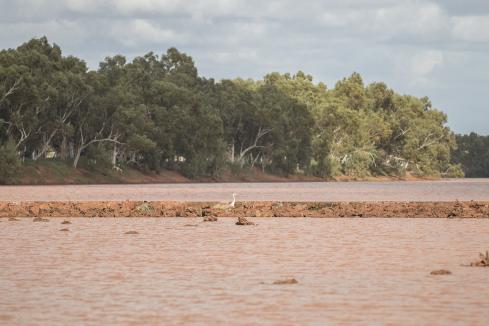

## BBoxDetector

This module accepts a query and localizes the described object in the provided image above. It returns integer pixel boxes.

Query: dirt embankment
[15,160,434,185]
[1,201,488,218]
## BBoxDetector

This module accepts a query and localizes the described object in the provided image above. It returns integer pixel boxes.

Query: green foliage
[0,140,21,184]
[83,144,113,171]
[0,37,468,180]
[452,133,489,177]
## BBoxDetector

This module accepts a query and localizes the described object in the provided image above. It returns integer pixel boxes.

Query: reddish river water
[1,179,488,202]
[1,217,488,325]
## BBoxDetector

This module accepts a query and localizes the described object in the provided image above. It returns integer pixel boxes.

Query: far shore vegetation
[0,37,486,184]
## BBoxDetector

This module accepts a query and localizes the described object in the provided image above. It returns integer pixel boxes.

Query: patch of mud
[236,217,255,225]
[32,217,49,222]
[0,201,487,218]
[203,216,218,222]
[430,270,452,275]
[273,278,298,285]
[465,251,489,267]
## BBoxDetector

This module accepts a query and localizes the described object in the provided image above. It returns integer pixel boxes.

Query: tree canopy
[452,133,489,177]
[0,37,466,182]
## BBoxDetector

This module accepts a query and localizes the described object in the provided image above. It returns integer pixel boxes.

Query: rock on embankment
[0,201,488,218]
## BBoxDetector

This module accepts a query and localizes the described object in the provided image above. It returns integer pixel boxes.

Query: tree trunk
[69,142,75,159]
[73,147,82,168]
[250,152,260,169]
[33,129,58,161]
[112,143,118,166]
[60,135,68,160]
[238,127,272,166]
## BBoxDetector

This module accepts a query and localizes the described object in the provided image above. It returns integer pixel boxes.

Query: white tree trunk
[73,147,82,168]
[112,143,118,166]
[32,130,58,161]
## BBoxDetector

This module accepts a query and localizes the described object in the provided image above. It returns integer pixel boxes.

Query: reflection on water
[1,217,489,325]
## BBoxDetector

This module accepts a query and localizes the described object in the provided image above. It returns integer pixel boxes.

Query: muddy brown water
[1,217,489,325]
[1,179,489,202]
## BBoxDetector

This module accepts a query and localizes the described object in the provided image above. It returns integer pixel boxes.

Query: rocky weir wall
[1,201,489,218]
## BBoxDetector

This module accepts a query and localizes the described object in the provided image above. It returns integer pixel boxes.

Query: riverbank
[13,160,434,185]
[1,201,488,218]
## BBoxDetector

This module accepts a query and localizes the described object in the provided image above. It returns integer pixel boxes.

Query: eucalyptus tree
[0,37,466,180]
[453,133,489,177]
[0,37,92,162]
[215,79,264,167]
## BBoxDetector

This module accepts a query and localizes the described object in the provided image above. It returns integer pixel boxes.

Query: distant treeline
[452,133,489,177]
[0,37,475,183]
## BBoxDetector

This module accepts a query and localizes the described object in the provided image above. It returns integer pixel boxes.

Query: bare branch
[238,126,272,161]
[0,77,22,106]
[417,132,443,151]
[393,127,410,141]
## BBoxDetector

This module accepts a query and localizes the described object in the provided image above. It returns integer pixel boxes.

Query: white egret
[213,193,237,209]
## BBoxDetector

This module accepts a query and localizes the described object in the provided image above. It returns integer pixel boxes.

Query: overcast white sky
[1,0,488,134]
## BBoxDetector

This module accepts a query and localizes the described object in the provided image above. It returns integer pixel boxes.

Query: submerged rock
[203,216,218,222]
[61,220,71,225]
[430,269,452,275]
[469,251,489,267]
[32,217,49,222]
[125,231,139,235]
[273,278,298,285]
[236,217,255,225]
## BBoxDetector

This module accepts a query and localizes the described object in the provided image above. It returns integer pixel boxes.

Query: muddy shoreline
[1,201,488,218]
